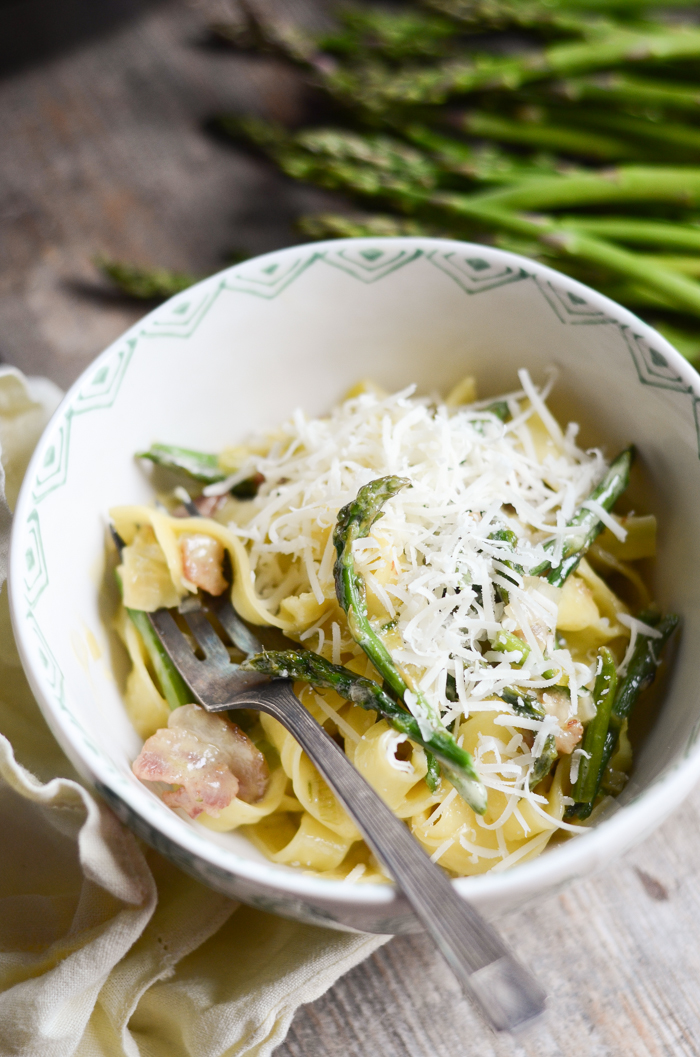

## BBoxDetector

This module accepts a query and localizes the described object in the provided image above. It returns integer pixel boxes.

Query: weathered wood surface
[1,2,700,1054]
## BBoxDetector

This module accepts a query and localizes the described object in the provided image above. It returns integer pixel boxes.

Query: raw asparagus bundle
[201,0,700,357]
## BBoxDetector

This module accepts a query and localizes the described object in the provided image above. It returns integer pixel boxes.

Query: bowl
[9,237,700,934]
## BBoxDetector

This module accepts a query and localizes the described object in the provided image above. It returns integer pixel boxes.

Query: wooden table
[2,2,699,1053]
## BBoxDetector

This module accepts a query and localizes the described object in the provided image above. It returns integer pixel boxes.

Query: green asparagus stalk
[333,477,413,699]
[333,476,488,811]
[126,606,192,710]
[529,734,558,790]
[556,218,700,253]
[461,110,644,162]
[571,646,618,803]
[138,443,225,484]
[242,648,487,811]
[297,212,436,241]
[137,443,264,497]
[499,687,546,720]
[632,257,700,280]
[425,753,441,792]
[570,613,678,817]
[333,477,437,718]
[114,566,192,710]
[489,629,531,664]
[325,28,700,110]
[421,0,606,35]
[319,7,456,61]
[433,199,700,317]
[487,525,522,603]
[530,447,633,585]
[400,123,566,183]
[210,3,323,68]
[545,73,700,115]
[98,259,198,300]
[542,106,700,159]
[456,168,700,213]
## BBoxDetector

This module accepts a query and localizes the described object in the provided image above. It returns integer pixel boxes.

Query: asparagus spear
[458,168,700,213]
[137,443,264,497]
[400,123,566,183]
[333,476,488,811]
[425,753,442,792]
[489,630,531,664]
[499,687,546,720]
[529,734,558,790]
[571,646,618,804]
[242,648,487,811]
[571,613,679,817]
[298,211,436,241]
[326,27,700,110]
[435,201,700,317]
[461,109,645,162]
[114,564,192,710]
[333,476,444,725]
[528,447,633,585]
[319,7,456,61]
[487,525,522,603]
[138,443,225,484]
[540,106,700,160]
[556,218,700,253]
[333,477,412,694]
[546,73,700,115]
[333,476,441,724]
[125,605,192,710]
[99,259,198,300]
[422,0,606,35]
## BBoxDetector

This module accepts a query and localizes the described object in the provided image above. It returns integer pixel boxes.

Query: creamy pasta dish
[111,371,677,881]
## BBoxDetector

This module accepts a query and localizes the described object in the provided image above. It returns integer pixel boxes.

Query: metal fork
[130,583,545,1033]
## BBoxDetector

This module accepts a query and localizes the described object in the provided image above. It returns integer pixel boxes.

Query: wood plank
[0,0,335,388]
[279,789,700,1055]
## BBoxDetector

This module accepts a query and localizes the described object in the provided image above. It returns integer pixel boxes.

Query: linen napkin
[0,366,388,1057]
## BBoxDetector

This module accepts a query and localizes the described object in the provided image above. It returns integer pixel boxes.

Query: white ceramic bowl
[9,237,700,934]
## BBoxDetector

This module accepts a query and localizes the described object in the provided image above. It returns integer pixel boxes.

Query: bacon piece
[133,704,269,817]
[555,717,584,755]
[541,689,584,754]
[172,494,227,519]
[168,705,269,803]
[179,533,228,596]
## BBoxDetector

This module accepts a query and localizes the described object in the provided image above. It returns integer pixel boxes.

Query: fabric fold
[0,366,389,1057]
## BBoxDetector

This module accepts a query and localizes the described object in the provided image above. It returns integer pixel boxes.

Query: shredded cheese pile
[119,369,651,872]
[210,371,607,732]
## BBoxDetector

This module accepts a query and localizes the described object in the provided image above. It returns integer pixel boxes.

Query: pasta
[111,371,674,882]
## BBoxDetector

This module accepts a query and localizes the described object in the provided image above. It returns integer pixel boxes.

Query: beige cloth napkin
[0,367,388,1057]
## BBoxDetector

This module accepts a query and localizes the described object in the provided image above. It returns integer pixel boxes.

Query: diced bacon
[168,705,269,802]
[541,688,583,754]
[555,717,584,755]
[180,533,228,595]
[133,727,239,818]
[133,704,269,817]
[172,495,227,518]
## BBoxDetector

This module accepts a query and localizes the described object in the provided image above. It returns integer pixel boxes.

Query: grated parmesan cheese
[218,372,622,837]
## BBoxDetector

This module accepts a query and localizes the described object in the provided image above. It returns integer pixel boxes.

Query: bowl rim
[9,234,700,914]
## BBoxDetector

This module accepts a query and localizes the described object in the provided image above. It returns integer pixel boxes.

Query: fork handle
[233,679,545,1032]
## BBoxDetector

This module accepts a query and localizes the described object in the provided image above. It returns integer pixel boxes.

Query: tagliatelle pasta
[111,371,675,881]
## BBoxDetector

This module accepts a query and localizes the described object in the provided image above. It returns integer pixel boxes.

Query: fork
[126,577,545,1034]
